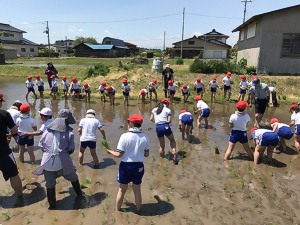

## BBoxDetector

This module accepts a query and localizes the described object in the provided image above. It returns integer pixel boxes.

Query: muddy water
[0,78,300,225]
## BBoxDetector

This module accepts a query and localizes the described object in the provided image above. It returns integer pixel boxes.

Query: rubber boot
[71,180,82,196]
[47,188,56,210]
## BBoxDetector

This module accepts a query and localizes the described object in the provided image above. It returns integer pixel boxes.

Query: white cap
[38,107,52,116]
[166,64,170,68]
[14,100,22,104]
[86,109,96,115]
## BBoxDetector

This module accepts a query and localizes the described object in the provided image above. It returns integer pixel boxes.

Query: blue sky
[1,0,298,48]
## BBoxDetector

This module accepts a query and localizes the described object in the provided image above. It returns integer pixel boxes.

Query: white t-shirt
[148,82,157,90]
[291,112,300,125]
[52,79,58,88]
[98,85,106,92]
[271,122,290,131]
[25,80,34,88]
[151,106,171,124]
[222,77,231,86]
[194,81,204,89]
[79,116,102,142]
[229,112,250,131]
[16,115,37,132]
[71,82,80,89]
[39,118,54,133]
[122,84,131,92]
[7,107,20,124]
[239,81,249,89]
[117,128,149,162]
[251,129,273,140]
[196,100,209,110]
[82,86,91,91]
[168,84,177,91]
[182,86,190,94]
[61,80,69,90]
[35,79,44,86]
[179,112,193,120]
[209,81,218,88]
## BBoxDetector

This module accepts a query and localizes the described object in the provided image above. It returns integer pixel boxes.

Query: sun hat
[86,109,96,115]
[289,104,298,110]
[161,98,170,104]
[166,64,170,68]
[194,95,202,101]
[196,77,201,82]
[152,79,157,84]
[236,101,248,110]
[180,109,187,114]
[27,76,33,79]
[14,100,22,104]
[127,114,143,125]
[47,109,76,132]
[0,93,5,102]
[270,118,279,124]
[20,104,30,112]
[35,74,40,79]
[250,127,258,133]
[50,75,55,79]
[38,107,52,116]
[122,78,128,83]
[168,80,173,85]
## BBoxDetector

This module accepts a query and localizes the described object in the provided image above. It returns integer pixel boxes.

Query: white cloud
[192,32,202,37]
[68,26,84,33]
[104,30,113,36]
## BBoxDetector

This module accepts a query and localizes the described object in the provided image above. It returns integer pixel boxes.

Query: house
[50,39,74,53]
[124,41,139,55]
[232,4,300,74]
[74,37,137,58]
[172,29,231,59]
[50,45,68,54]
[0,23,38,58]
[54,39,74,48]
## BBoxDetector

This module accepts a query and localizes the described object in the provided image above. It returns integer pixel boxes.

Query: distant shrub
[38,49,59,57]
[238,58,247,69]
[189,59,243,74]
[175,58,184,65]
[85,63,110,78]
[246,66,257,75]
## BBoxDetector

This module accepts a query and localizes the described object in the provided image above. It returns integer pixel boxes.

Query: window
[21,48,26,52]
[30,48,34,52]
[58,50,61,53]
[240,30,245,41]
[247,22,256,39]
[281,33,300,58]
[3,33,14,37]
[188,41,195,45]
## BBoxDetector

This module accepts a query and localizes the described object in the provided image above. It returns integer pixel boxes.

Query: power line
[186,12,242,20]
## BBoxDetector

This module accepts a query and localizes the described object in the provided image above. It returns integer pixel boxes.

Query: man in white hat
[7,100,22,124]
[161,64,174,98]
[78,109,106,168]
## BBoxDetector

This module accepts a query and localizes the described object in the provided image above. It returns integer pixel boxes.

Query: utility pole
[163,31,166,52]
[180,8,185,59]
[242,0,252,23]
[44,21,51,57]
[65,36,68,54]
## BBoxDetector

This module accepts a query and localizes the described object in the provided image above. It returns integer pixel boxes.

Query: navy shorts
[255,99,268,114]
[200,108,210,118]
[80,141,96,149]
[63,89,68,93]
[239,88,246,94]
[100,90,105,94]
[169,90,175,96]
[156,123,173,138]
[278,126,293,140]
[196,88,203,94]
[210,87,217,93]
[181,114,194,126]
[229,130,248,144]
[18,133,34,146]
[182,91,189,96]
[108,90,115,96]
[123,91,129,96]
[259,132,279,147]
[84,90,91,94]
[72,89,80,93]
[295,124,300,135]
[0,153,19,181]
[224,85,231,91]
[27,87,35,93]
[38,86,44,92]
[51,87,58,93]
[117,161,144,185]
[148,88,156,93]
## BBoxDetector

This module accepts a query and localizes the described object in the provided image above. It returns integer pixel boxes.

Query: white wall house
[0,23,38,57]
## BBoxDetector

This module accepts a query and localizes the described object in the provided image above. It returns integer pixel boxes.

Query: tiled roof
[0,23,26,33]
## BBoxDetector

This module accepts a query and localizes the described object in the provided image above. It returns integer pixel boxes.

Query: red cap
[194,95,202,101]
[101,81,107,86]
[212,76,217,81]
[62,76,67,80]
[240,75,246,80]
[35,74,40,79]
[180,109,187,114]
[84,83,88,88]
[0,93,5,102]
[251,127,258,133]
[122,78,128,83]
[72,78,77,82]
[196,77,201,82]
[20,104,30,113]
[182,84,187,90]
[27,76,33,79]
[140,90,145,95]
[107,86,113,92]
[128,114,143,125]
[226,72,232,77]
[290,104,298,110]
[251,75,257,81]
[50,75,55,79]
[152,79,157,84]
[161,98,170,104]
[270,118,279,124]
[168,80,173,85]
[236,101,248,110]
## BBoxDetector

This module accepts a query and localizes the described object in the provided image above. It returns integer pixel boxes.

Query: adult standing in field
[7,100,22,124]
[106,114,149,214]
[161,64,174,98]
[0,93,23,198]
[249,78,270,128]
[45,62,58,88]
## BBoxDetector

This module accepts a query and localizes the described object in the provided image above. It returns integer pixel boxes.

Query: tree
[73,36,98,47]
[230,42,238,61]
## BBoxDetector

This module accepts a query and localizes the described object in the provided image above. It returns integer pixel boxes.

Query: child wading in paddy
[194,77,205,97]
[61,76,70,100]
[121,78,130,106]
[194,95,210,129]
[224,101,254,161]
[50,75,58,100]
[289,103,300,152]
[178,109,194,142]
[148,79,157,101]
[181,84,190,103]
[35,74,45,99]
[167,80,177,102]
[82,82,91,103]
[222,72,232,101]
[106,85,116,106]
[98,81,107,102]
[237,75,249,101]
[270,118,293,152]
[137,89,147,104]
[208,76,219,103]
[70,77,80,100]
[25,76,37,101]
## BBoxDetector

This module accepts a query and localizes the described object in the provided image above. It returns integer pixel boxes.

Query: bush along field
[0,57,298,104]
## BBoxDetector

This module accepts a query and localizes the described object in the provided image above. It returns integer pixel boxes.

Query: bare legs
[116,183,142,212]
[78,147,99,166]
[224,142,254,160]
[10,175,23,197]
[19,145,35,164]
